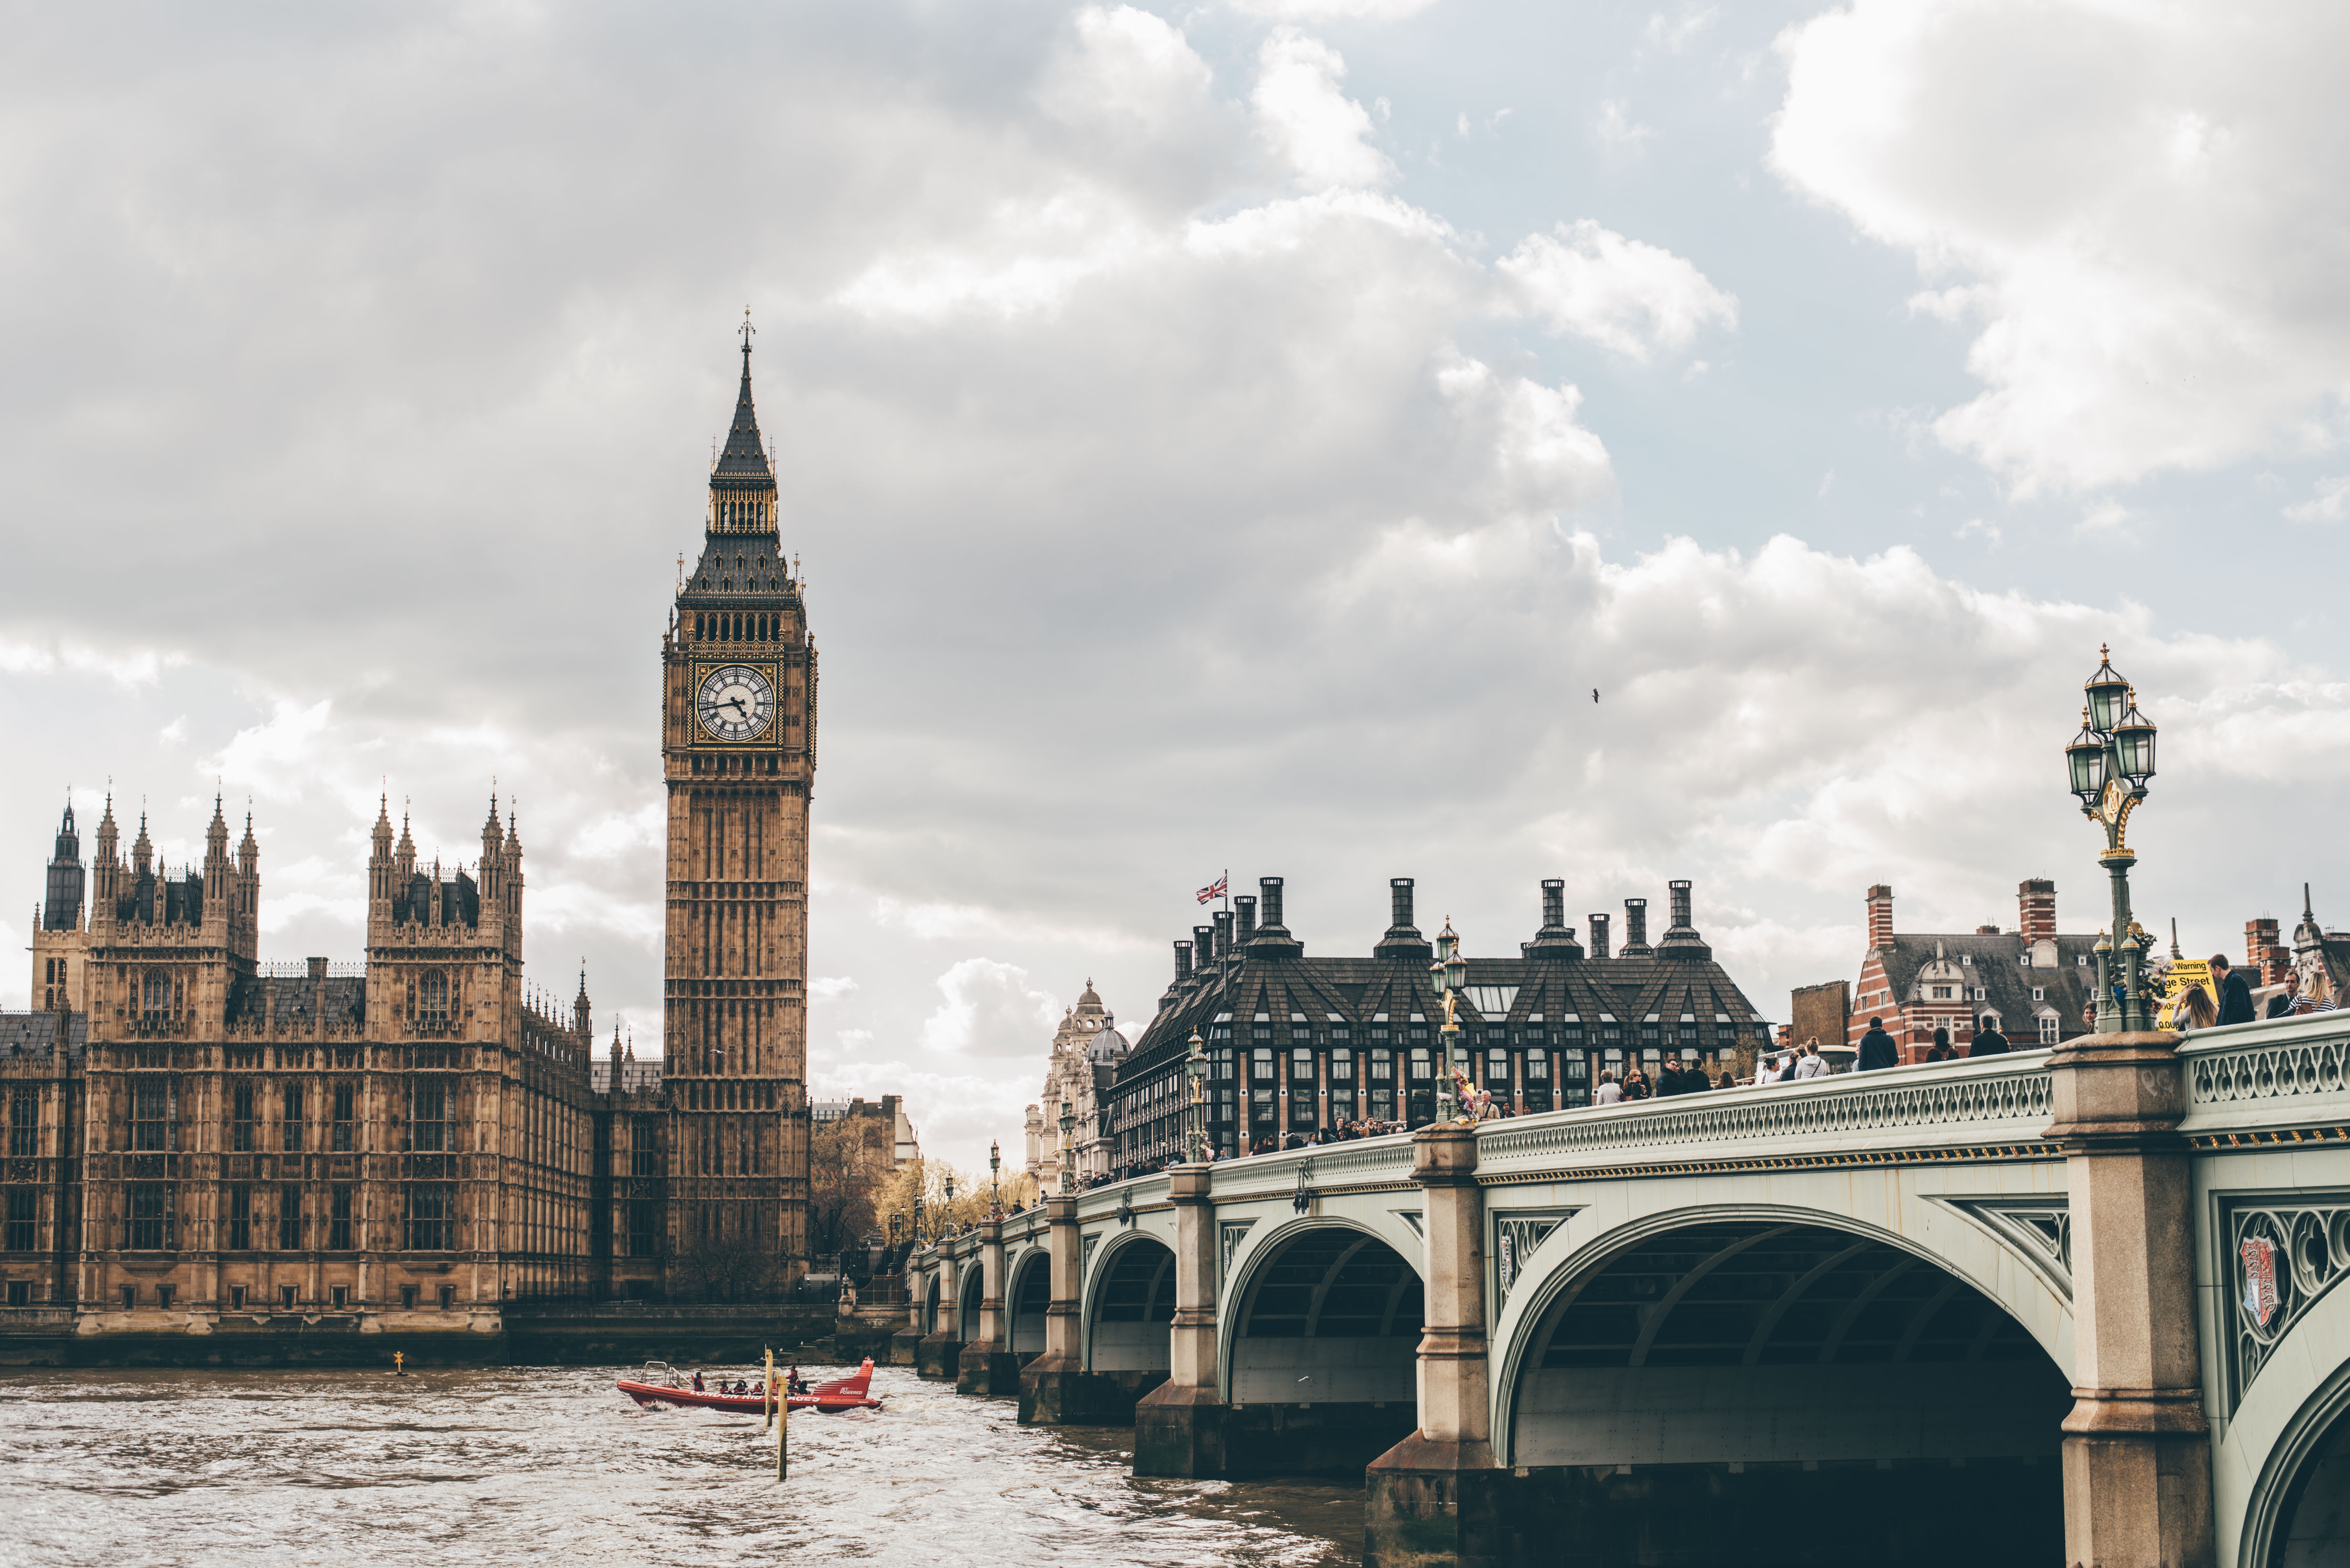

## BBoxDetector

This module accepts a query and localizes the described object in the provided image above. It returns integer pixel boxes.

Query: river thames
[0,1363,1362,1566]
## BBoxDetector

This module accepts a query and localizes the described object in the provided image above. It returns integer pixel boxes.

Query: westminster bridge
[902,1016,2350,1567]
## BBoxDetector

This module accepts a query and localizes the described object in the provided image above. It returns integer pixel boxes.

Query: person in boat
[691,1370,705,1392]
[789,1365,804,1396]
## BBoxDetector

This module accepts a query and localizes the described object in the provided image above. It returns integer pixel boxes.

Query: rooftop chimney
[1174,940,1194,981]
[1261,876,1284,931]
[1194,925,1215,972]
[2017,878,2056,943]
[1375,876,1433,960]
[1656,878,1710,960]
[1235,896,1257,942]
[2248,917,2289,984]
[1529,878,1583,958]
[1249,875,1303,957]
[1866,884,1894,950]
[307,956,328,980]
[1213,910,1233,961]
[1620,898,1651,956]
[1589,911,1611,960]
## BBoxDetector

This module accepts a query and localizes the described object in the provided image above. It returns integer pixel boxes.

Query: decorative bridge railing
[942,1014,2350,1243]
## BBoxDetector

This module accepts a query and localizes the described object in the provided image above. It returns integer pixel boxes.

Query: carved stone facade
[1,793,606,1323]
[0,335,824,1330]
[1024,983,1127,1193]
[659,328,817,1288]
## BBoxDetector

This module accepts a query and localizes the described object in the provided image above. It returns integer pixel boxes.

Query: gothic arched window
[141,970,169,1017]
[419,970,449,1024]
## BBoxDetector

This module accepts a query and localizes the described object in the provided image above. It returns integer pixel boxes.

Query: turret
[42,799,83,932]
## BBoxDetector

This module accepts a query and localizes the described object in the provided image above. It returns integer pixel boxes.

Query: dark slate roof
[712,344,775,491]
[0,1012,87,1059]
[1872,932,2099,1031]
[683,533,796,601]
[255,975,368,1028]
[1119,926,1768,1087]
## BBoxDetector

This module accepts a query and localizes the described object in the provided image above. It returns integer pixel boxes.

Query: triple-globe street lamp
[2064,645,2161,1033]
[989,1140,1002,1219]
[1059,1099,1076,1194]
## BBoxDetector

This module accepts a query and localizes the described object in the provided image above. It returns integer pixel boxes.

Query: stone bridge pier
[901,1014,2350,1565]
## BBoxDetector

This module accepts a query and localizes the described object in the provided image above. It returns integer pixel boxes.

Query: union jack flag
[1196,875,1227,905]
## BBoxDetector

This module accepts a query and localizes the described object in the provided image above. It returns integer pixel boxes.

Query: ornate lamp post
[1430,918,1469,1123]
[1059,1099,1077,1194]
[912,1193,926,1246]
[1185,1028,1208,1163]
[989,1139,1002,1219]
[2066,645,2161,1033]
[943,1172,956,1237]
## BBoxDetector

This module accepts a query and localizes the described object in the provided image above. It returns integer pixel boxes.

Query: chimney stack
[1657,879,1709,960]
[1529,878,1583,958]
[1235,896,1257,942]
[1174,940,1194,981]
[1621,897,1651,956]
[1589,912,1611,960]
[1194,925,1215,972]
[1866,884,1894,950]
[1375,876,1433,960]
[2248,917,2289,984]
[1261,876,1285,931]
[1213,910,1233,961]
[2018,879,2056,943]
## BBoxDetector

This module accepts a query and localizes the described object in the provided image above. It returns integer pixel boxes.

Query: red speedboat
[617,1358,883,1414]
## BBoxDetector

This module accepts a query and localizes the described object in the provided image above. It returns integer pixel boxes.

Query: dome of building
[1086,1015,1129,1065]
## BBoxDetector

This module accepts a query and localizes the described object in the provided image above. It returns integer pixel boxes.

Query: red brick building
[1847,879,2098,1060]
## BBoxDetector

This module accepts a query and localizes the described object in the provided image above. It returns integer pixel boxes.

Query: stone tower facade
[660,328,816,1286]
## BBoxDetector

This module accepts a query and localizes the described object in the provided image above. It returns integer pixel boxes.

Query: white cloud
[1228,0,1444,17]
[1771,0,2350,496]
[918,959,1064,1059]
[810,976,860,1001]
[1595,99,1653,154]
[1253,27,1396,190]
[2287,477,2350,525]
[1497,219,1737,361]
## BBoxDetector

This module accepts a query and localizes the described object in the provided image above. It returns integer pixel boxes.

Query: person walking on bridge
[1968,1015,2009,1057]
[2212,955,2258,1026]
[1857,1016,1900,1072]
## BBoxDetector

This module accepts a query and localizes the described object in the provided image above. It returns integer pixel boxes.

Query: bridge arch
[957,1257,984,1344]
[1006,1246,1051,1357]
[1495,1208,2072,1561]
[1217,1217,1423,1438]
[923,1270,942,1336]
[1084,1230,1175,1374]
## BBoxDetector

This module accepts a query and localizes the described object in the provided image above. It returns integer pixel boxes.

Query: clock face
[696,664,774,742]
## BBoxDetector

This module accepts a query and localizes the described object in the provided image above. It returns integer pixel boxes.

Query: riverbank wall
[0,1302,876,1369]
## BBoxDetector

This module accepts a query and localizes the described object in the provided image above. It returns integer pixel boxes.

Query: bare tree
[807,1114,893,1261]
[673,1220,782,1301]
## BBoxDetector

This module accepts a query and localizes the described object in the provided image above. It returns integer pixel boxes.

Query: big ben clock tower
[661,320,816,1286]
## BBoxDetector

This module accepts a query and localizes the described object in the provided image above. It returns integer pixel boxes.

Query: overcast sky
[4,0,2347,1173]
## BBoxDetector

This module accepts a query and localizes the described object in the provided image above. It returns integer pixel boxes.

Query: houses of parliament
[0,335,818,1343]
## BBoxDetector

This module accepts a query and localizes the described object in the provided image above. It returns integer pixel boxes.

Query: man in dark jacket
[1969,1015,2009,1056]
[2212,955,2257,1026]
[1857,1016,1901,1071]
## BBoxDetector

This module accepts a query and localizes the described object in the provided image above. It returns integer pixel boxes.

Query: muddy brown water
[0,1363,1362,1566]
